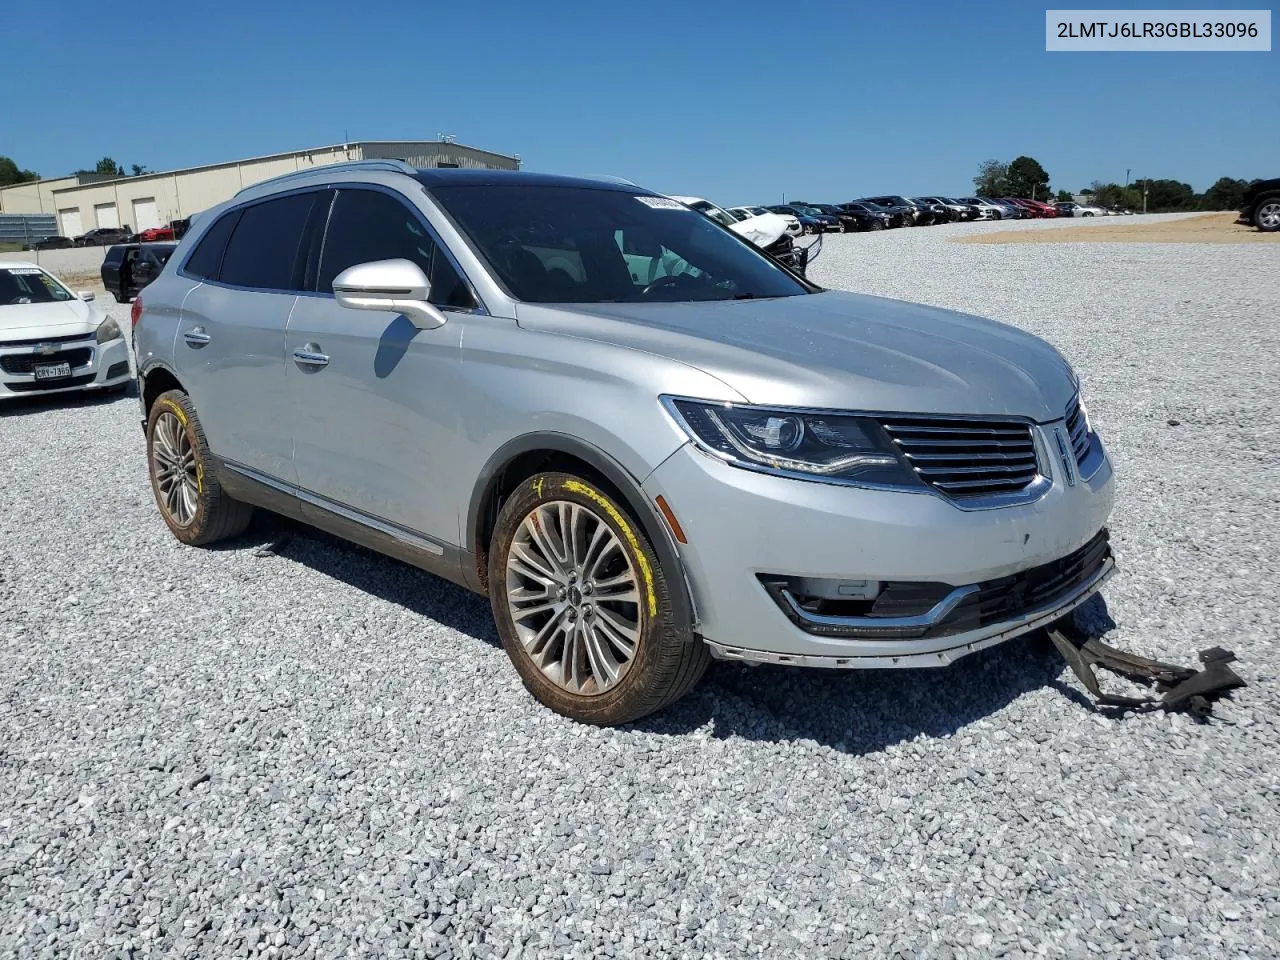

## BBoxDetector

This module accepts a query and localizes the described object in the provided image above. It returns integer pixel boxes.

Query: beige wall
[0,176,83,214]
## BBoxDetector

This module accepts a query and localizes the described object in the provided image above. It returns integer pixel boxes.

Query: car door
[176,191,320,485]
[284,186,478,549]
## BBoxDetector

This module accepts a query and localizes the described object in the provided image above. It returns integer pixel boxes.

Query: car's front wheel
[146,389,253,545]
[489,472,709,724]
[1255,199,1280,232]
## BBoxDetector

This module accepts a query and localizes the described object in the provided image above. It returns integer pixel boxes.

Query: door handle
[183,326,211,347]
[292,344,329,369]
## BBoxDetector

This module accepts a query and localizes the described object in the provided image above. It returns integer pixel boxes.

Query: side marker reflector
[654,495,687,544]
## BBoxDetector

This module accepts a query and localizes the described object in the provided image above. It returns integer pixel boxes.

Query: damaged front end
[766,230,822,278]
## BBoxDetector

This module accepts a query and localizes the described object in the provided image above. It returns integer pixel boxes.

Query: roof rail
[234,158,419,197]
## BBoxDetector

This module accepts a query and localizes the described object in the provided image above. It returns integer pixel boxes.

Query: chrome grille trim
[879,416,1041,499]
[1064,395,1090,464]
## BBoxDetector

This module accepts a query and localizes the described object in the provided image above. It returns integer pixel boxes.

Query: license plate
[33,361,72,381]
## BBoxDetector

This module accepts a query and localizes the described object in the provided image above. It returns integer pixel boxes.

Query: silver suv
[134,160,1115,724]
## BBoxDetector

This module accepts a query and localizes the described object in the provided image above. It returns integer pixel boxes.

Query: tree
[1200,177,1249,210]
[1005,156,1051,200]
[0,156,39,187]
[973,159,1009,197]
[130,163,148,176]
[1056,189,1073,202]
[95,157,125,177]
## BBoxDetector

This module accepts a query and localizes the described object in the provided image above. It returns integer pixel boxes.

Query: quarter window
[219,193,316,291]
[182,210,240,281]
[318,189,475,309]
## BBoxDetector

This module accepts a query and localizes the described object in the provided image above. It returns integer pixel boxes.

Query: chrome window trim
[177,181,489,316]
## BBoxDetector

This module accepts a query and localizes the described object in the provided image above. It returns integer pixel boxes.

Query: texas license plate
[33,361,72,381]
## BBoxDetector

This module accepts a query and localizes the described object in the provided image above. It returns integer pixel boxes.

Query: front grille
[0,347,93,375]
[1064,395,1090,463]
[938,530,1111,636]
[879,416,1039,499]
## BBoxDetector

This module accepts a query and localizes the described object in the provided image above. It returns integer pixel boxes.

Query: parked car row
[24,219,193,251]
[713,195,1083,234]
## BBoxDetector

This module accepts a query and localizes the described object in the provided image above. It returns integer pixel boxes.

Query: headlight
[95,317,122,344]
[663,398,920,487]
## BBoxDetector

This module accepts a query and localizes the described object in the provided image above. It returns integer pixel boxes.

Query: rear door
[285,186,476,547]
[176,191,322,484]
[100,246,123,293]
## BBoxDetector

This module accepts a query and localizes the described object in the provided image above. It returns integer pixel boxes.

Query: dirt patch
[955,212,1276,245]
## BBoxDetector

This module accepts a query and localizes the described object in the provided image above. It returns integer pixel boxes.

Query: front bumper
[0,335,131,399]
[642,424,1115,668]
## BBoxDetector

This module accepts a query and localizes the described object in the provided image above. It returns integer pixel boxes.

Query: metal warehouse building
[0,140,520,238]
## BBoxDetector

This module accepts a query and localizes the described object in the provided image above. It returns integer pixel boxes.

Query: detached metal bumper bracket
[1047,621,1245,718]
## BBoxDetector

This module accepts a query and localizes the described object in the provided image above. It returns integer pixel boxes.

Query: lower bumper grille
[4,372,97,392]
[763,529,1113,640]
[1,347,93,374]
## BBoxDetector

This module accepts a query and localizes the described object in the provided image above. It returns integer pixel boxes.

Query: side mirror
[78,291,95,301]
[332,259,447,330]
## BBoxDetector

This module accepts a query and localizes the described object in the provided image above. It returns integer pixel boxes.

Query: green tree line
[0,155,149,188]
[974,156,1258,212]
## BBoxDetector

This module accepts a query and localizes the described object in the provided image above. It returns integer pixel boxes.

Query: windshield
[0,266,74,305]
[432,185,809,304]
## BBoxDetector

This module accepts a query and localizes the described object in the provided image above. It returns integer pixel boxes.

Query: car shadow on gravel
[241,517,503,649]
[230,517,1105,752]
[633,595,1116,755]
[0,382,136,416]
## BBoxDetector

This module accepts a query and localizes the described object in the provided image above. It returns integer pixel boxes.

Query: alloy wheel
[505,500,642,695]
[151,410,199,527]
[1257,201,1280,231]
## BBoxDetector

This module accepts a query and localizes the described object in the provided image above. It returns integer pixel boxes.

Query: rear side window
[183,210,240,281]
[318,189,475,309]
[220,193,316,291]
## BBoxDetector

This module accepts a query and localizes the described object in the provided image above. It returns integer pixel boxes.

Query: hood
[728,212,788,248]
[516,291,1078,421]
[0,298,99,340]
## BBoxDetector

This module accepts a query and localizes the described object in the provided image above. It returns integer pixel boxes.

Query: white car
[730,205,804,238]
[0,262,132,400]
[669,196,790,249]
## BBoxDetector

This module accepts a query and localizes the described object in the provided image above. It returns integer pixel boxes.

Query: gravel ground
[2,215,1279,958]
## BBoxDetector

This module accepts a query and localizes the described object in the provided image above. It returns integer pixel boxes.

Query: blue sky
[9,1,1276,203]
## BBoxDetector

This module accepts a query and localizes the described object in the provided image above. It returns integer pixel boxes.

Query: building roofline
[36,140,519,194]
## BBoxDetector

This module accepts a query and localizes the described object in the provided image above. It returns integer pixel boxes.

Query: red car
[137,225,176,241]
[1001,198,1058,218]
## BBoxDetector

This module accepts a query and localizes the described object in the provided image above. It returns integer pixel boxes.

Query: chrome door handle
[183,327,211,347]
[292,344,329,368]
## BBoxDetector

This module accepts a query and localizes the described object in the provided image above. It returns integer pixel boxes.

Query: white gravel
[3,217,1279,958]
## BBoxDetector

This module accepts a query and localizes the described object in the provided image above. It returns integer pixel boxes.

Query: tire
[145,389,253,546]
[869,221,884,231]
[1254,199,1280,232]
[488,471,709,725]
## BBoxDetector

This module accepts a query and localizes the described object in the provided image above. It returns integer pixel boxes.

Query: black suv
[100,242,178,303]
[1241,178,1280,232]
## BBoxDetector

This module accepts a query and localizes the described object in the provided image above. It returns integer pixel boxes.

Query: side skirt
[214,460,475,593]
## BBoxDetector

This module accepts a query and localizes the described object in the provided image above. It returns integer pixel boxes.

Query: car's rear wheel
[869,221,884,231]
[146,389,253,546]
[1255,200,1280,232]
[488,472,709,724]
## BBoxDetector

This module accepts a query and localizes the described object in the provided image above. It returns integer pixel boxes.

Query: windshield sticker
[635,196,686,210]
[6,267,43,275]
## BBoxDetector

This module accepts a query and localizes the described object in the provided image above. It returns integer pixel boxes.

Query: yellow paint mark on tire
[160,399,201,493]
[562,479,658,618]
[533,476,545,499]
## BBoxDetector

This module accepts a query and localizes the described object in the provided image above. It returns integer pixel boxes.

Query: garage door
[59,208,83,237]
[132,197,161,232]
[94,203,119,229]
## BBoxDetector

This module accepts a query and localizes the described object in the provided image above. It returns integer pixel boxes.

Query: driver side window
[318,189,476,309]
